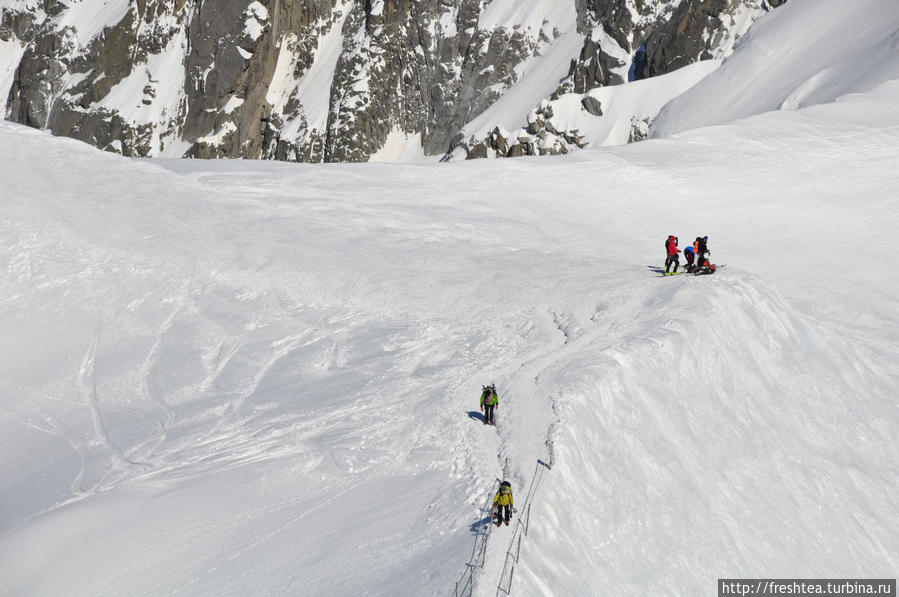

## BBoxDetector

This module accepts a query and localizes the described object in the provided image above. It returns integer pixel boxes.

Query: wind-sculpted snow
[652,0,899,137]
[522,273,897,592]
[1,66,898,595]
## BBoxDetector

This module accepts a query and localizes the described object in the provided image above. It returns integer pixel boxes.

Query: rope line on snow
[454,479,501,597]
[453,439,555,597]
[494,441,554,596]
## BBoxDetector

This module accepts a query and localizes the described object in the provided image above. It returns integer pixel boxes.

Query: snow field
[2,82,899,592]
[2,0,899,591]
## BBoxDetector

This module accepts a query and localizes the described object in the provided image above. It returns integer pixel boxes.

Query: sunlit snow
[1,0,898,595]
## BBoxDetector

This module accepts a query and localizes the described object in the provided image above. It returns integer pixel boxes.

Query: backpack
[698,236,708,254]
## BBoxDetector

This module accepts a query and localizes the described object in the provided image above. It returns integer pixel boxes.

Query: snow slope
[444,57,720,161]
[458,2,582,141]
[543,59,721,148]
[52,0,130,46]
[2,83,899,594]
[0,39,26,114]
[275,0,352,138]
[652,0,899,137]
[2,2,899,594]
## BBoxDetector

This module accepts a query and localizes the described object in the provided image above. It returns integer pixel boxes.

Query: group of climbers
[478,384,515,526]
[476,237,719,530]
[665,235,713,275]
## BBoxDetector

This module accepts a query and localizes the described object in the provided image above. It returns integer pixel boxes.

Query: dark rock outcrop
[581,95,603,117]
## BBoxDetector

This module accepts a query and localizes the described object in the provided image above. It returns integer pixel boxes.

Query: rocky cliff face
[0,0,785,162]
[456,0,787,159]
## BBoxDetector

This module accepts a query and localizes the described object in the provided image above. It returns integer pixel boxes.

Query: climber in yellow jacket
[493,481,513,526]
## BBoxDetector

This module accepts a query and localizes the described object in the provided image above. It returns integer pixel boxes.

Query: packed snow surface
[2,0,899,595]
[2,86,898,594]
